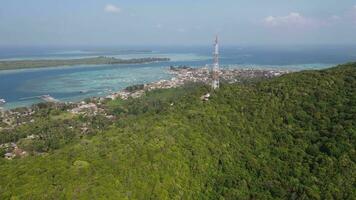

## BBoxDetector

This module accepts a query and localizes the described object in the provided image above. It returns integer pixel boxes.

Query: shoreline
[0,66,290,111]
[0,66,291,132]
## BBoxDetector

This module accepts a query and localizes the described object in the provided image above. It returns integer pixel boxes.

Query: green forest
[0,63,355,199]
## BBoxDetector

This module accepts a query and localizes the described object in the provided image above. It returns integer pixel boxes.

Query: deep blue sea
[1,45,356,109]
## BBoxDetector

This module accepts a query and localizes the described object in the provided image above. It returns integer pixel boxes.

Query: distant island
[0,56,170,71]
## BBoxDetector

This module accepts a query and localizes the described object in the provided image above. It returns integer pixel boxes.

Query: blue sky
[1,0,356,46]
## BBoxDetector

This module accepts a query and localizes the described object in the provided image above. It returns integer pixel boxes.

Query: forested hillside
[0,63,355,199]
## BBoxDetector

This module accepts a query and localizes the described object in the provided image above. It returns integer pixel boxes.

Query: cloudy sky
[1,0,356,46]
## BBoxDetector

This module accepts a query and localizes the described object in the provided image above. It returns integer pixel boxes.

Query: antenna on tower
[212,35,220,90]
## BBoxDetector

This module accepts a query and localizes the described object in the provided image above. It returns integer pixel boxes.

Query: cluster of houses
[1,142,27,160]
[219,68,289,83]
[102,67,211,101]
[70,102,99,115]
[0,107,36,130]
[69,101,115,122]
[99,66,289,102]
[169,66,211,85]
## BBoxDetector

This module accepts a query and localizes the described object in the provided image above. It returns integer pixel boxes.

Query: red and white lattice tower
[212,35,220,90]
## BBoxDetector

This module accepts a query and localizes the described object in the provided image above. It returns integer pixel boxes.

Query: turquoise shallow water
[0,63,174,109]
[1,45,355,109]
[0,50,213,109]
[19,64,172,101]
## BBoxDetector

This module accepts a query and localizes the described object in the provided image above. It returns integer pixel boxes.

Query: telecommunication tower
[212,36,220,90]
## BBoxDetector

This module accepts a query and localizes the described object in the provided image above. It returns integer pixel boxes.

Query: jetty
[19,95,59,103]
[40,95,59,103]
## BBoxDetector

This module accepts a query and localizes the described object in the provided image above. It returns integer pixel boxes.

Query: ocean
[1,45,356,109]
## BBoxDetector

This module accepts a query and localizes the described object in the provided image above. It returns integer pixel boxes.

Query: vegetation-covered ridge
[0,56,170,70]
[0,63,355,199]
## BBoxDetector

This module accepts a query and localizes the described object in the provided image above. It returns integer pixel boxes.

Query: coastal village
[0,65,289,159]
[109,66,289,100]
[0,35,291,159]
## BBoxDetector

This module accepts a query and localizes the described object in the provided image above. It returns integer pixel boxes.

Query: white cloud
[177,28,186,33]
[194,25,202,30]
[264,5,356,29]
[105,4,121,13]
[263,12,312,27]
[332,5,356,24]
[330,15,341,20]
[156,24,163,29]
[350,5,356,21]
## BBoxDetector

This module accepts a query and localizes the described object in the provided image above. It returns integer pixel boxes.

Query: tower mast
[212,35,220,90]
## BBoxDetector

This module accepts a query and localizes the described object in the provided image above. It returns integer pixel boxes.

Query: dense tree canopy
[0,63,355,199]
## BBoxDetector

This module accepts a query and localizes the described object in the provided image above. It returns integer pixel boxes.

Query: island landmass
[0,63,354,199]
[0,56,170,71]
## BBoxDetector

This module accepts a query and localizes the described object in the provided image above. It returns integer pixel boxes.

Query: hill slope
[0,63,355,199]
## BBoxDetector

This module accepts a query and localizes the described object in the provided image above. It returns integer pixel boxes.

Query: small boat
[0,99,6,105]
